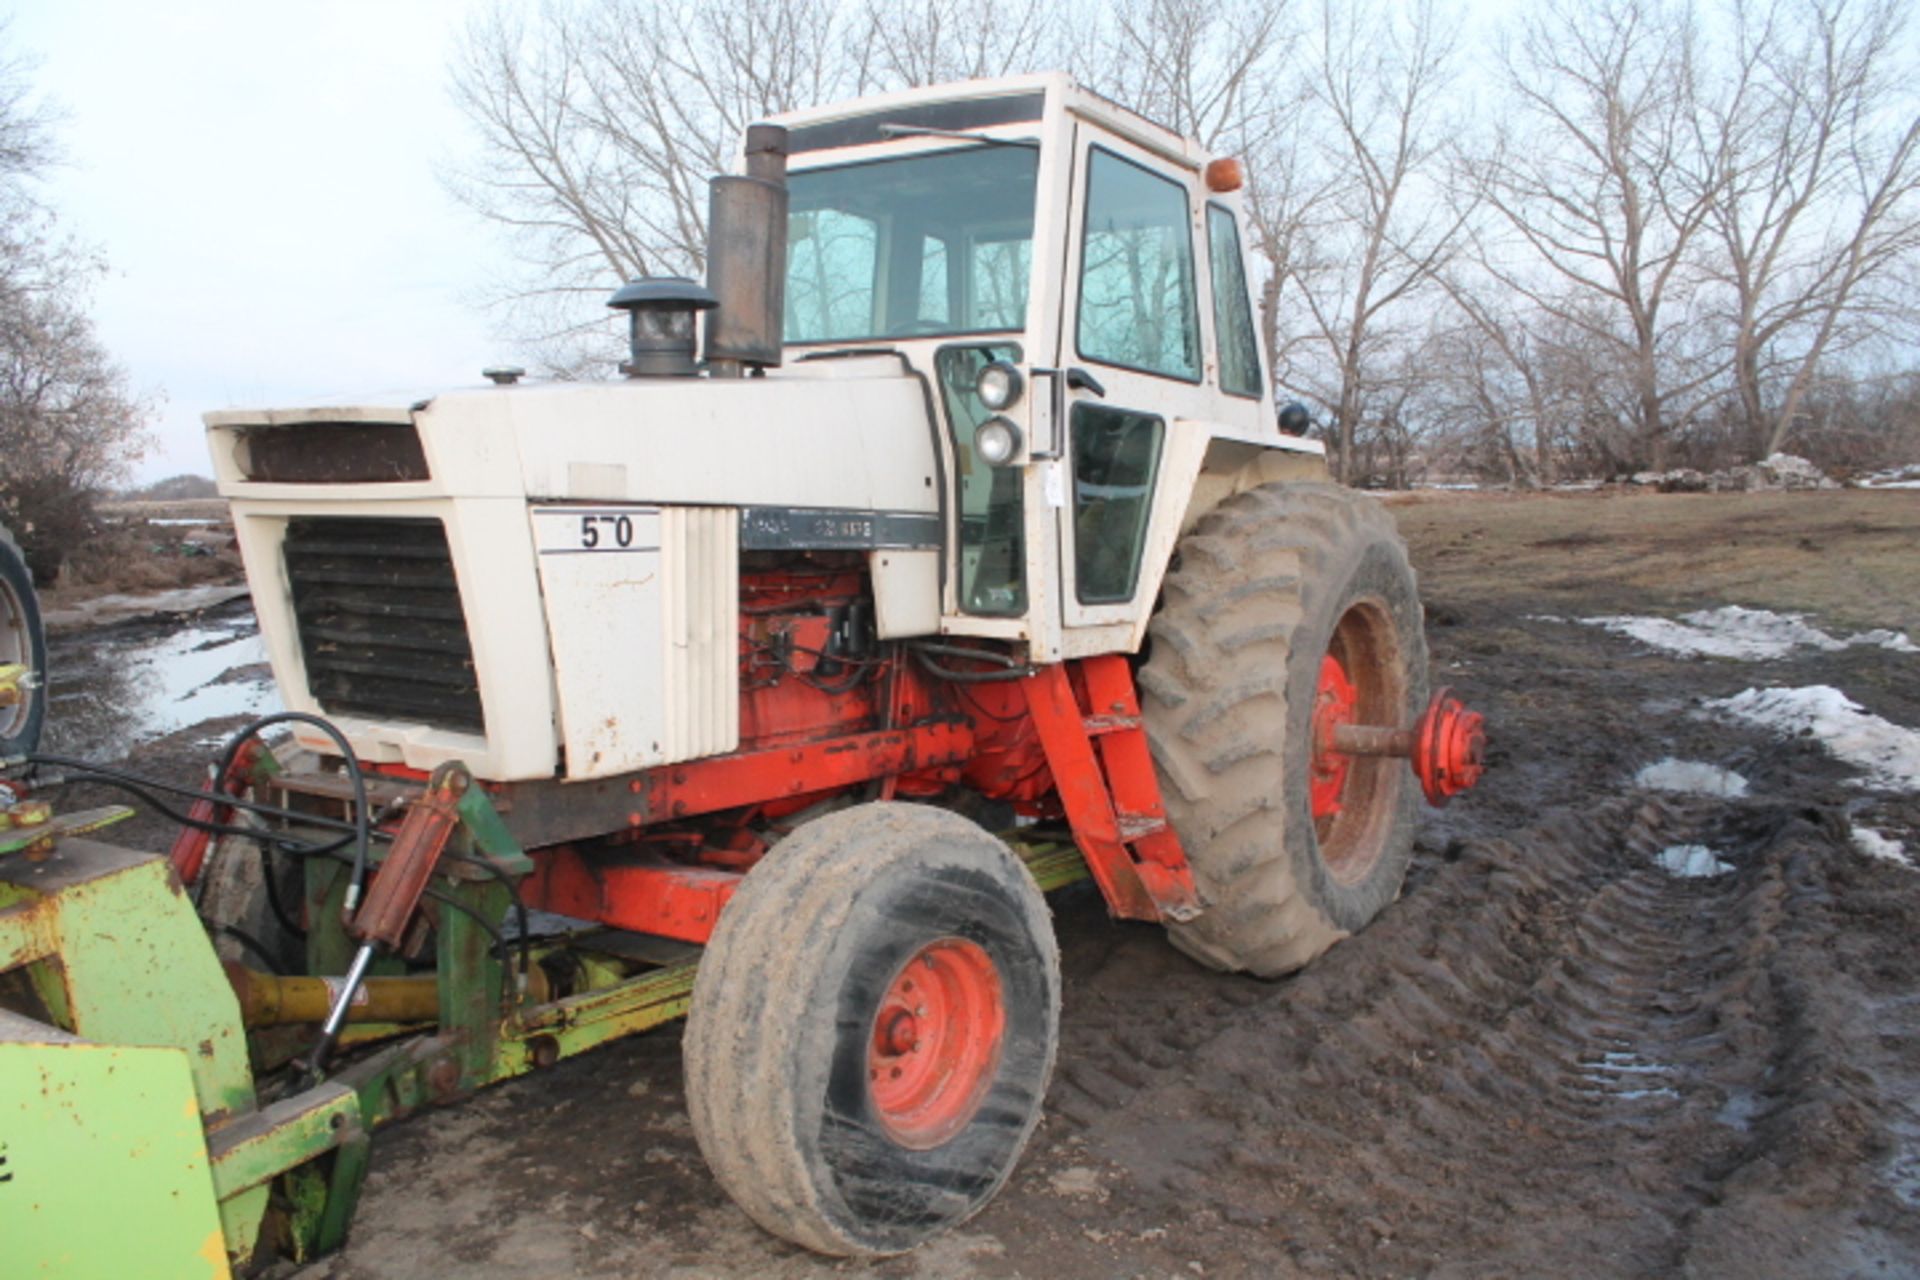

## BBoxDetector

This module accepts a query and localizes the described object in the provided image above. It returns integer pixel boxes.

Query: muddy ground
[46,489,1920,1278]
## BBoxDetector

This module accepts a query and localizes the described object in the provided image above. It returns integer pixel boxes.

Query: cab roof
[764,72,1211,172]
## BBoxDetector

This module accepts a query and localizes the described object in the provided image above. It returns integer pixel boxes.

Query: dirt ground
[47,488,1920,1279]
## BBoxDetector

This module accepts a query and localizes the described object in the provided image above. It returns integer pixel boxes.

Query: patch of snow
[1860,463,1920,489]
[1758,452,1835,487]
[1578,605,1917,660]
[1705,686,1920,792]
[1851,826,1911,868]
[1655,844,1735,878]
[1623,454,1837,491]
[1634,759,1749,797]
[1575,1048,1680,1101]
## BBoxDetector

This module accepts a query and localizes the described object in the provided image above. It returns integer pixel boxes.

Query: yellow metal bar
[225,966,441,1027]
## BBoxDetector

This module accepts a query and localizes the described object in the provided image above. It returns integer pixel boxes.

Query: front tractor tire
[683,802,1060,1257]
[1141,483,1428,978]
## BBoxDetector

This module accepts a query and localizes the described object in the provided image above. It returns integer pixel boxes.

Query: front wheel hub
[867,938,1005,1149]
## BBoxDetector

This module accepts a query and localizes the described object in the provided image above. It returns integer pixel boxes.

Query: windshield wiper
[875,124,1038,149]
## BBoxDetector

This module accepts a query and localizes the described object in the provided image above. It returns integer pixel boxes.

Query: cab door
[1053,135,1209,632]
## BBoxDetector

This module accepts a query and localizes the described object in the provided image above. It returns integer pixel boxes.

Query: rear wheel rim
[1309,600,1406,885]
[867,938,1005,1150]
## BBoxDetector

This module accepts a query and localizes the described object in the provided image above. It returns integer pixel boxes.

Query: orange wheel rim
[1310,602,1406,885]
[867,938,1005,1149]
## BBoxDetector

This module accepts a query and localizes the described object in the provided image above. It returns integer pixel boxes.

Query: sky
[7,0,507,482]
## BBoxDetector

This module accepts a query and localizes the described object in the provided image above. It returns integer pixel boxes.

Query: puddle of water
[1890,1112,1920,1209]
[1715,1086,1764,1132]
[44,603,280,760]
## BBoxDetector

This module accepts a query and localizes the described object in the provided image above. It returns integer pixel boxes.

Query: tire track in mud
[1029,796,1920,1277]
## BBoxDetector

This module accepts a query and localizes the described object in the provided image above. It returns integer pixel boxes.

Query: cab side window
[1206,205,1263,398]
[1076,149,1200,381]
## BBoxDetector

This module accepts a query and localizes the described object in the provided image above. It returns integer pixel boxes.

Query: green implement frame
[0,770,1089,1275]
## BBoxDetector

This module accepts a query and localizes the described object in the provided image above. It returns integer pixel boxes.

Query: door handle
[1028,367,1106,460]
[1064,367,1106,398]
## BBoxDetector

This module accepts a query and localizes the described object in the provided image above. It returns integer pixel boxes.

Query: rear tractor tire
[1141,483,1428,977]
[682,802,1060,1257]
[0,525,46,759]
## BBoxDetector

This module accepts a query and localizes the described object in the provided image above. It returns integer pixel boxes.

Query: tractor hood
[205,353,940,518]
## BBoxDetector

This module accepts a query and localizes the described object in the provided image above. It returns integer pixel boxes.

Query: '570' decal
[578,513,637,548]
[532,505,661,555]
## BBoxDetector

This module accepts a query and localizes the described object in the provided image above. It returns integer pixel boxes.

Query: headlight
[976,415,1024,467]
[975,360,1024,411]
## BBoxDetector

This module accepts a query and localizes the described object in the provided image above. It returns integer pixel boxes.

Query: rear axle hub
[1310,659,1487,817]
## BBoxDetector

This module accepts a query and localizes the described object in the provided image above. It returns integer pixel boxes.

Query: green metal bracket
[455,783,533,875]
[207,1080,360,1201]
[438,879,509,1090]
[314,1128,372,1255]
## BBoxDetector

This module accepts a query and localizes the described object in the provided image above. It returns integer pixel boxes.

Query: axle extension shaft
[1319,687,1487,809]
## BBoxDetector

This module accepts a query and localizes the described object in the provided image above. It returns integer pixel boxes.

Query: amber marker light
[1205,157,1245,192]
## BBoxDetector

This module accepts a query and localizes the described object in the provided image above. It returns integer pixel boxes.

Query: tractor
[0,72,1482,1273]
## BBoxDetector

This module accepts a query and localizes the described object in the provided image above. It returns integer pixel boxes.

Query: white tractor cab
[770,72,1321,650]
[204,73,1323,787]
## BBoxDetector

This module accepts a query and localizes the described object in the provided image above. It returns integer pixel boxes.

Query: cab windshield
[784,145,1039,344]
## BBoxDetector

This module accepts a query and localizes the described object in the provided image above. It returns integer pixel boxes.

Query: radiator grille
[283,517,484,733]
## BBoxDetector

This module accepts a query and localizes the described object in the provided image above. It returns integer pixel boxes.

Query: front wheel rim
[867,938,1005,1150]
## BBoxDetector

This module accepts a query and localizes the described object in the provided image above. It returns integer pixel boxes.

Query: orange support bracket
[1020,657,1202,923]
[523,846,741,945]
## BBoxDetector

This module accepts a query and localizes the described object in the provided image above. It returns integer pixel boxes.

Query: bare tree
[446,0,1066,369]
[1082,0,1293,147]
[1695,0,1920,460]
[0,24,152,580]
[445,1,865,367]
[1286,0,1469,482]
[1432,274,1564,484]
[860,0,1058,87]
[1469,0,1727,471]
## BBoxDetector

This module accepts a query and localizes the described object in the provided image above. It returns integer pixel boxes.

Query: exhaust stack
[703,124,790,377]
